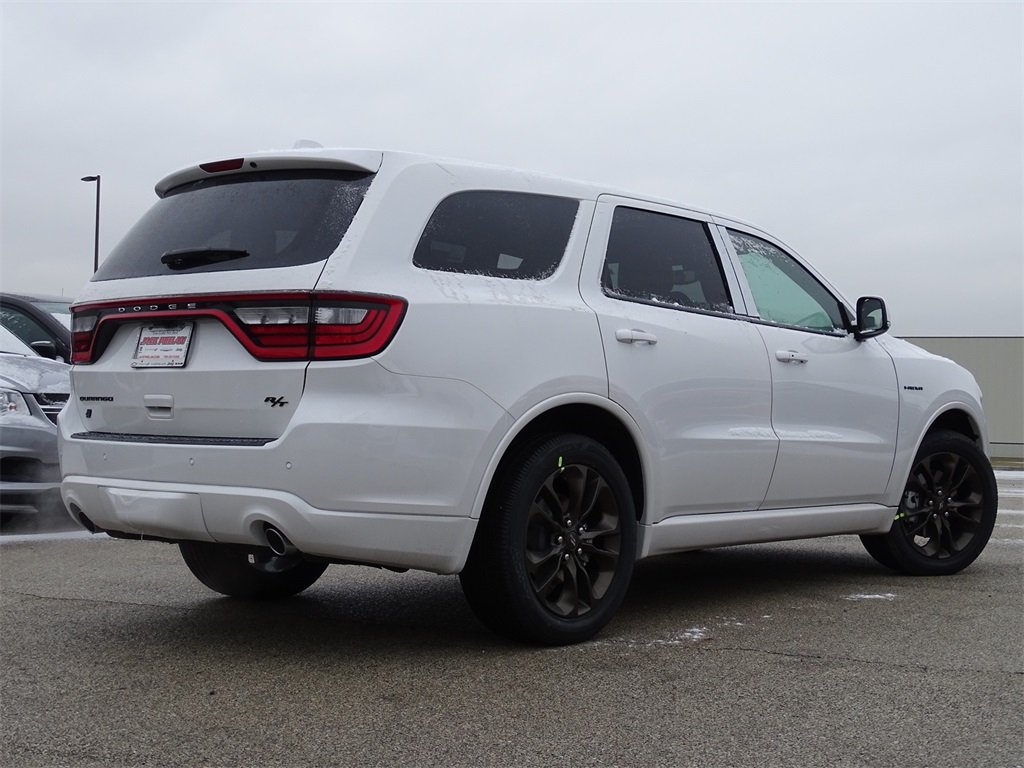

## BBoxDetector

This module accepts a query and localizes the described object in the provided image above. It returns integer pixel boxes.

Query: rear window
[413,191,579,279]
[92,170,373,281]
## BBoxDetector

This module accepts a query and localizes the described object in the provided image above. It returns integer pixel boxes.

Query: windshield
[32,300,72,329]
[93,170,373,281]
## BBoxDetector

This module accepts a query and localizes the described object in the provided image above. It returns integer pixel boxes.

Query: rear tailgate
[68,155,398,442]
[70,297,304,440]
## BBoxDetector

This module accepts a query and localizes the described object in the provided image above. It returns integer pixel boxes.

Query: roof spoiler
[154,149,383,197]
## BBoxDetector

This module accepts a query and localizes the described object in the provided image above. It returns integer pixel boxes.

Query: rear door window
[93,170,373,281]
[601,207,733,313]
[413,191,579,279]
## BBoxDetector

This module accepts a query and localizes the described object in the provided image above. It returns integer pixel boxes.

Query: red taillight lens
[69,293,406,364]
[312,299,405,359]
[233,305,311,358]
[70,312,99,364]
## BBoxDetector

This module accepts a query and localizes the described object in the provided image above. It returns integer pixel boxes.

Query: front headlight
[0,388,31,418]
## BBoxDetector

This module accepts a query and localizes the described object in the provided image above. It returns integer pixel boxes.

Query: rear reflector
[70,292,406,364]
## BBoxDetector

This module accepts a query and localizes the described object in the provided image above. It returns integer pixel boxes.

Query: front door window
[728,230,845,333]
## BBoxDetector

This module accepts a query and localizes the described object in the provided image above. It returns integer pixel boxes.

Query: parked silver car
[0,292,73,362]
[1,327,69,520]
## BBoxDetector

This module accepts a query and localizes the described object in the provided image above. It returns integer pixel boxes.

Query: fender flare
[467,393,651,521]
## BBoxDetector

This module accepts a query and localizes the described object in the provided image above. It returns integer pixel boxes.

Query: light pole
[81,175,101,273]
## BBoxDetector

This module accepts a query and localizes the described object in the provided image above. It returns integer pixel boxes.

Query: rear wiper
[160,247,250,271]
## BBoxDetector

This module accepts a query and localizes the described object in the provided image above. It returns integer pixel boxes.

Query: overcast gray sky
[1,1,1021,336]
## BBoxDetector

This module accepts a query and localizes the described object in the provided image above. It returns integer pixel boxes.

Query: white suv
[60,148,998,644]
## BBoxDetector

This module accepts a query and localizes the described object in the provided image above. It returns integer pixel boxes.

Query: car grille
[33,393,69,425]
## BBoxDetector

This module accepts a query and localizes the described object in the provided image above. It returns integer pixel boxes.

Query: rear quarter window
[413,191,579,279]
[92,170,373,281]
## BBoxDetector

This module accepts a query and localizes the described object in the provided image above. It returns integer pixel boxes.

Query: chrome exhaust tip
[263,525,298,557]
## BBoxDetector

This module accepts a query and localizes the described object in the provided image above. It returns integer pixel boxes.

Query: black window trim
[601,289,748,321]
[746,315,851,338]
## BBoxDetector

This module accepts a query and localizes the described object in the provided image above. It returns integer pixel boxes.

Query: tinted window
[728,230,845,332]
[0,306,53,348]
[601,207,733,313]
[413,191,579,279]
[93,170,373,281]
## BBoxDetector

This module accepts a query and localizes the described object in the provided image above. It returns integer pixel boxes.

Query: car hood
[0,352,70,394]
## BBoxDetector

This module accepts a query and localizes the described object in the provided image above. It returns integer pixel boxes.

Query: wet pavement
[1,475,1021,767]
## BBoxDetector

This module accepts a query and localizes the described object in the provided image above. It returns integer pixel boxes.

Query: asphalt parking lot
[2,474,1021,768]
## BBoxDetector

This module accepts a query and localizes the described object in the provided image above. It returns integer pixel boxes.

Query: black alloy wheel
[860,430,997,575]
[524,461,623,618]
[460,433,637,645]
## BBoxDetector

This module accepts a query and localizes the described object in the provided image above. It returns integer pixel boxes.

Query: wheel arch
[885,401,990,506]
[471,396,647,523]
[924,407,983,447]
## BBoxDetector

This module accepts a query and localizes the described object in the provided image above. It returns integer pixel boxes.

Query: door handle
[775,349,809,364]
[616,329,658,345]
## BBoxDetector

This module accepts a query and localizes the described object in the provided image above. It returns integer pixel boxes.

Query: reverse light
[235,307,310,325]
[315,306,368,325]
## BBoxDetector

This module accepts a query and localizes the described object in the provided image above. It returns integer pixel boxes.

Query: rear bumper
[59,367,508,573]
[61,476,477,574]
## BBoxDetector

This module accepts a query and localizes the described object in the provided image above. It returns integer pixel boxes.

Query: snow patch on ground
[636,627,710,647]
[843,592,897,601]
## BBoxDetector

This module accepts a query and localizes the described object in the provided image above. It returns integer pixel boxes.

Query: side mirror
[30,340,58,359]
[854,296,890,340]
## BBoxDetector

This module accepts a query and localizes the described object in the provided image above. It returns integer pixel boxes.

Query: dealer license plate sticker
[132,323,194,368]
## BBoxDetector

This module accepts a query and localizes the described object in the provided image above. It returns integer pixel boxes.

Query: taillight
[233,305,311,358]
[69,293,406,364]
[71,312,99,364]
[312,299,405,359]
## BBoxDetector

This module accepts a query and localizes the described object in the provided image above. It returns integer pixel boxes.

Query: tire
[860,430,998,575]
[460,434,637,645]
[858,532,899,570]
[179,541,328,599]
